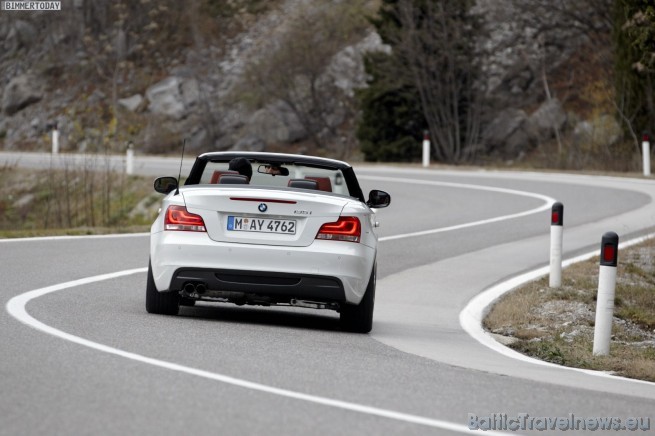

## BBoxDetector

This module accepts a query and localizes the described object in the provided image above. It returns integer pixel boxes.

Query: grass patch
[485,238,655,382]
[0,163,158,238]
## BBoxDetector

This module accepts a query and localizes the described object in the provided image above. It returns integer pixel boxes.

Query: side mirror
[366,190,390,208]
[154,177,178,194]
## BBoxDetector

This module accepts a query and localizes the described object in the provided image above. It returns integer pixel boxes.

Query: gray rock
[187,127,210,151]
[2,74,44,115]
[572,120,593,144]
[483,99,567,156]
[246,101,306,144]
[504,128,532,157]
[118,94,144,112]
[482,108,530,155]
[30,116,43,135]
[14,20,37,47]
[572,115,622,148]
[230,135,267,152]
[145,77,186,120]
[145,76,201,117]
[489,333,520,346]
[527,98,567,141]
[0,19,37,55]
[327,32,390,97]
[181,79,200,108]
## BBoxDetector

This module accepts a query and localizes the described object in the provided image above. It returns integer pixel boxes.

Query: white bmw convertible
[147,152,390,333]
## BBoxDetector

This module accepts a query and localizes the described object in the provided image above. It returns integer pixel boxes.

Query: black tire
[340,265,375,333]
[145,261,180,315]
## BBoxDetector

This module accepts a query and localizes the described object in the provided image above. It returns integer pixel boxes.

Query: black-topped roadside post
[126,141,134,175]
[593,232,619,356]
[422,130,430,168]
[52,122,59,154]
[643,131,651,177]
[549,202,564,288]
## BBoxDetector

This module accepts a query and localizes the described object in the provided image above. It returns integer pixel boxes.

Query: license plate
[227,216,296,234]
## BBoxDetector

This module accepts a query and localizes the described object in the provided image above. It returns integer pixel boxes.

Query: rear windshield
[199,160,351,196]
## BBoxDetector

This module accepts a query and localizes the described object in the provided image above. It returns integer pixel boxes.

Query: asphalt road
[2,154,655,435]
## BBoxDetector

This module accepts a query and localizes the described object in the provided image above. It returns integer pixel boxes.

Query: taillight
[316,216,361,243]
[165,206,206,232]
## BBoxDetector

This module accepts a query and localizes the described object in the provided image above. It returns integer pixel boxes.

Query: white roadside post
[51,123,59,154]
[422,130,430,168]
[126,142,134,175]
[549,202,564,288]
[593,232,619,356]
[643,131,651,177]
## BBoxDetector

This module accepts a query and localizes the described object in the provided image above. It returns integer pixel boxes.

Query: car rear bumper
[150,231,375,304]
[171,268,346,302]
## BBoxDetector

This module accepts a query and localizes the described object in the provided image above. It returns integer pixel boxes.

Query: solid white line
[459,233,655,386]
[358,176,556,242]
[6,270,516,435]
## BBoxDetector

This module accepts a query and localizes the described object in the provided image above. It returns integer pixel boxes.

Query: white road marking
[358,176,556,242]
[459,233,655,386]
[6,269,516,435]
[0,173,584,432]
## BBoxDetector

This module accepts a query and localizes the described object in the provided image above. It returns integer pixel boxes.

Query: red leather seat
[210,170,238,184]
[305,176,332,192]
[288,179,319,190]
[219,174,249,184]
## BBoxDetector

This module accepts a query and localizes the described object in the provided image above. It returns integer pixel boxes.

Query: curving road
[2,163,655,435]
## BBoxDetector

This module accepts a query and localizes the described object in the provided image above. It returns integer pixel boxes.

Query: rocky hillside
[475,0,620,165]
[0,0,618,163]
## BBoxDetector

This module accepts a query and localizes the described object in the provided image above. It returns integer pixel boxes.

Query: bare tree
[389,0,485,163]
[239,1,371,158]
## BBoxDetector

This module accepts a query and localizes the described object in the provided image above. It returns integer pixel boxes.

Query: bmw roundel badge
[258,203,268,213]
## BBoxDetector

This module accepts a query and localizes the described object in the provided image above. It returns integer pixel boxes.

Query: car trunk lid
[181,187,349,247]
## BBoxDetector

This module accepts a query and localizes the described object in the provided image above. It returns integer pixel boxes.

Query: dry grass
[485,238,655,381]
[484,282,544,330]
[0,164,157,237]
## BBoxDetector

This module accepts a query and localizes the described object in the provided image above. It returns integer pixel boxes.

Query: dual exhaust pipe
[181,285,334,310]
[183,281,207,294]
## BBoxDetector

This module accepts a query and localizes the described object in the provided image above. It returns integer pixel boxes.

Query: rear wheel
[145,261,180,315]
[340,265,375,333]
